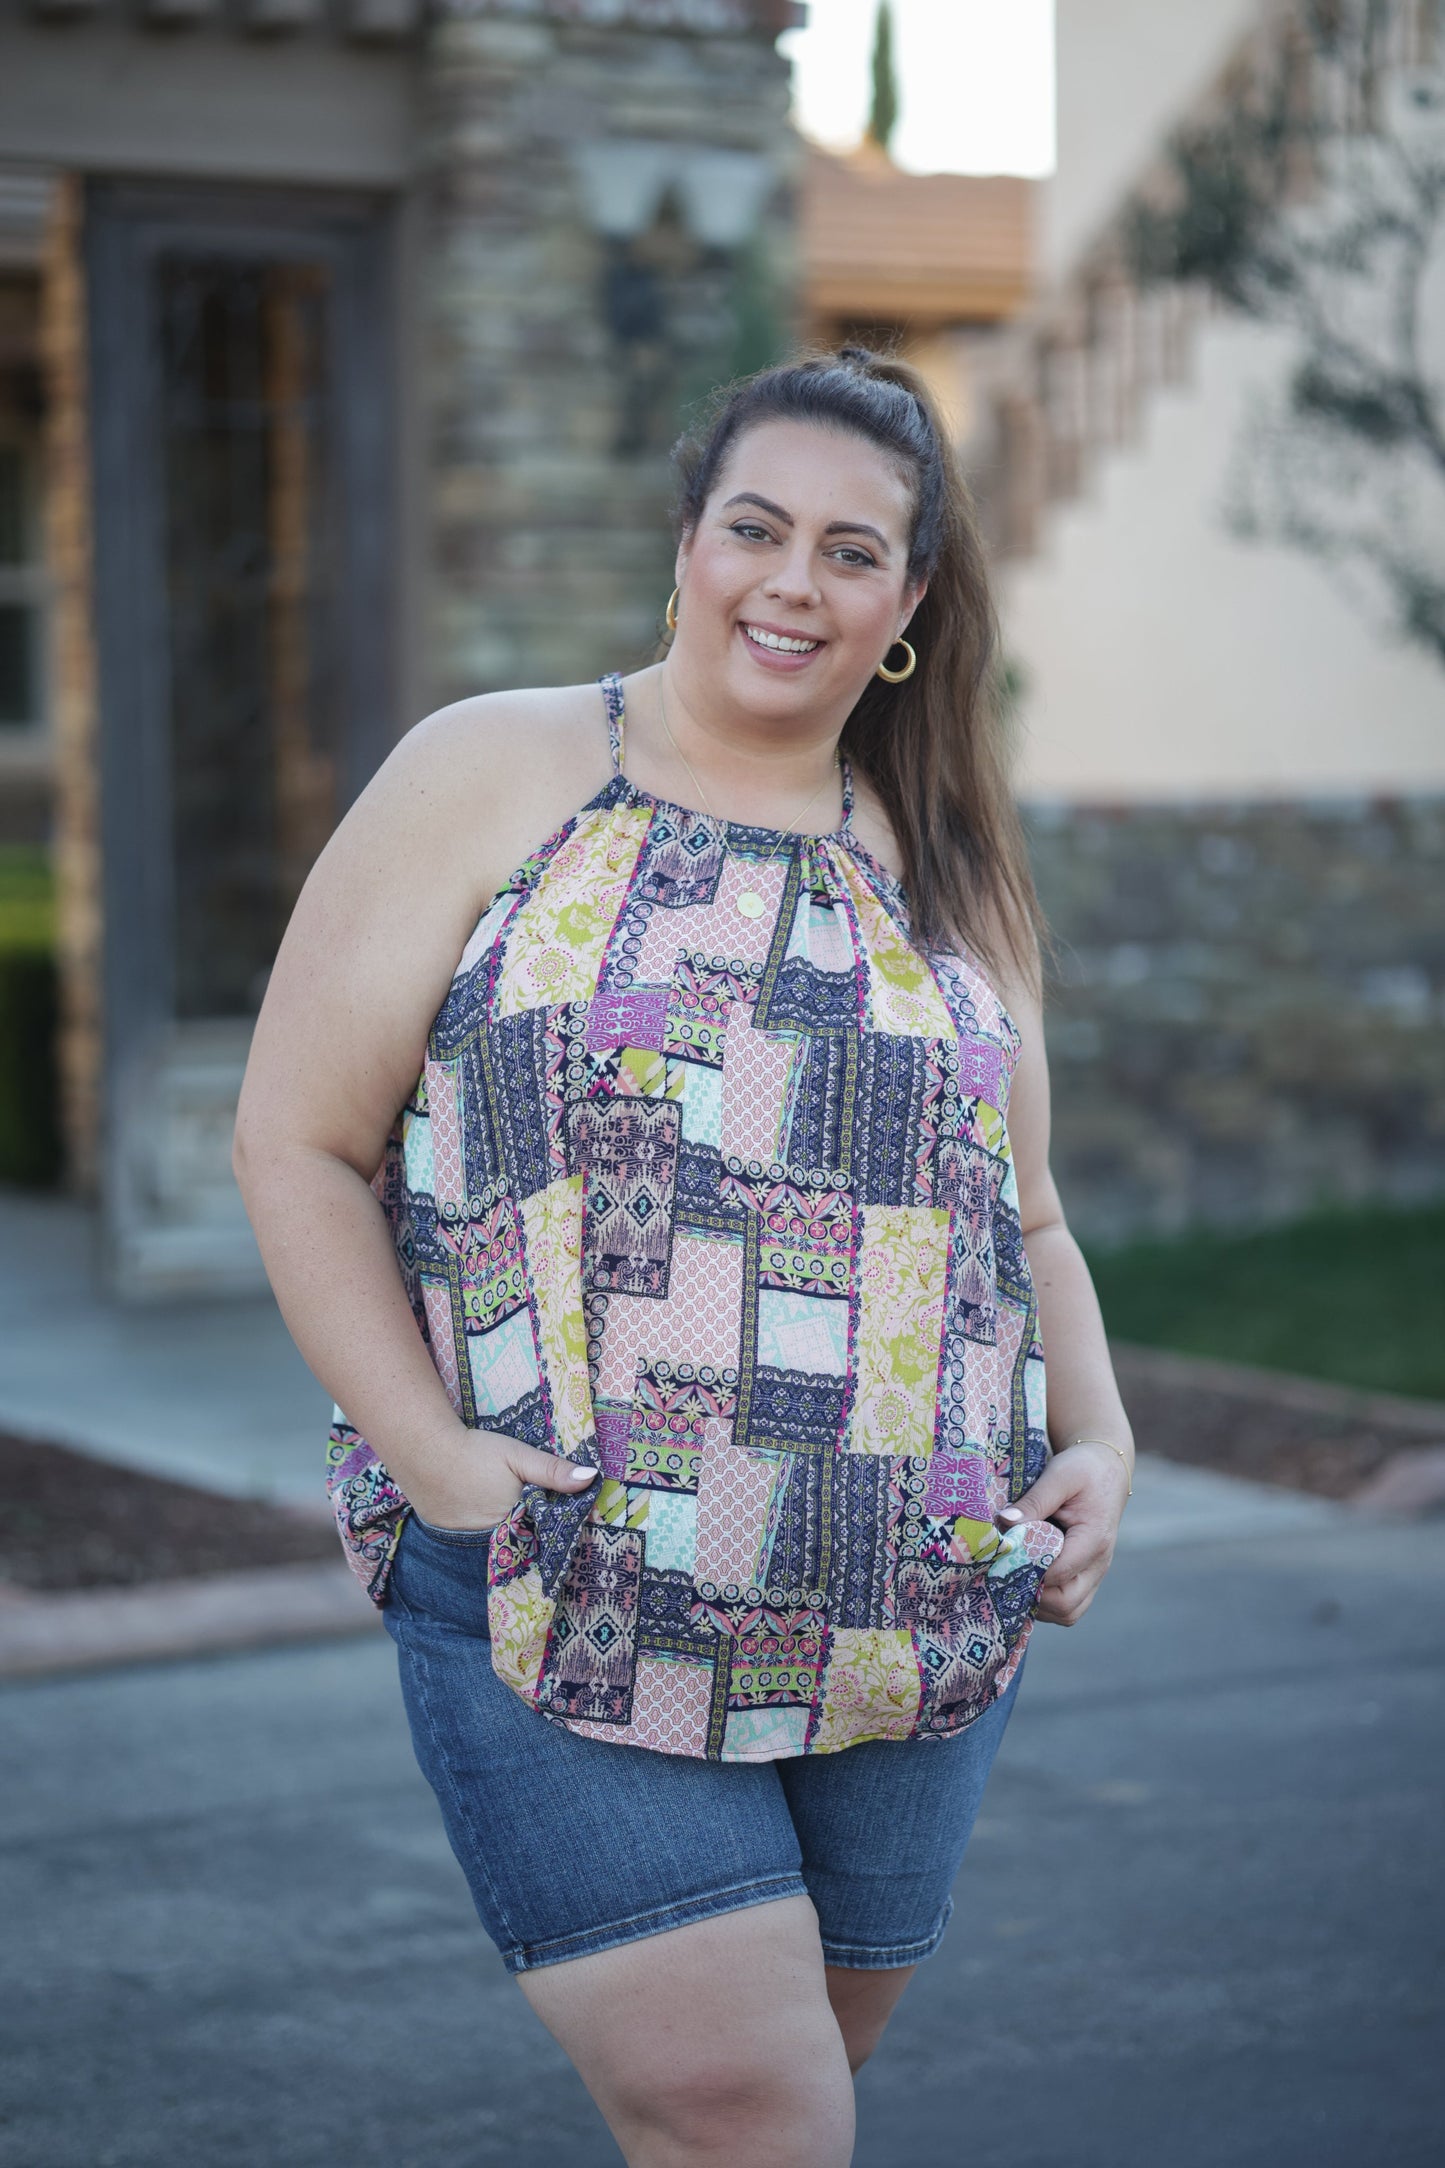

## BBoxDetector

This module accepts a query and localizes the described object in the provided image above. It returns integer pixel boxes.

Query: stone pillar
[420,0,805,704]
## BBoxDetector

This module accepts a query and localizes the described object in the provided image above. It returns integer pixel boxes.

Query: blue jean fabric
[384,1511,1027,1977]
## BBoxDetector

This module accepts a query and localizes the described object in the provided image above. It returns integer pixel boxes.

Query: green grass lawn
[1084,1201,1445,1404]
[0,844,55,954]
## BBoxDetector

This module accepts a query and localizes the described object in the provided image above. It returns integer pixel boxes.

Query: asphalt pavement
[4,1507,1441,2168]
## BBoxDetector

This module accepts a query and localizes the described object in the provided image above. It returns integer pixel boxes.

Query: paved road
[4,1510,1441,2168]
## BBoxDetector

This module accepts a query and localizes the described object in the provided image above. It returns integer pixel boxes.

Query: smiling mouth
[741,623,823,656]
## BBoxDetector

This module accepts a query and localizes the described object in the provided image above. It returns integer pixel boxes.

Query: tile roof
[801,141,1034,325]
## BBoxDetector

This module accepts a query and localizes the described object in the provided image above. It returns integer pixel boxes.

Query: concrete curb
[0,1561,383,1682]
[1349,1444,1445,1517]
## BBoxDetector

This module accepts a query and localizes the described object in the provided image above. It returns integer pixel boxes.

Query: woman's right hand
[405,1430,598,1534]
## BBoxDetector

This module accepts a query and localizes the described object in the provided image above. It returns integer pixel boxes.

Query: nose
[761,541,822,611]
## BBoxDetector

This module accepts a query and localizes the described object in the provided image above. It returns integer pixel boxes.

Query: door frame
[85,177,399,1289]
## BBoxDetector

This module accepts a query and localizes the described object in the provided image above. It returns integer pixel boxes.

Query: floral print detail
[493,805,651,1015]
[852,1206,950,1456]
[519,1177,592,1455]
[808,1629,924,1753]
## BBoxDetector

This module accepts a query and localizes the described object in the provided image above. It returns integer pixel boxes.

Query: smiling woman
[233,344,1137,2168]
[653,348,1042,973]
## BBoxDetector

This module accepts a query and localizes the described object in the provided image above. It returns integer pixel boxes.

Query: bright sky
[781,0,1056,178]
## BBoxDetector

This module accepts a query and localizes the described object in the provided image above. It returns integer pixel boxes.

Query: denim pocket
[409,1509,501,1547]
[391,1511,495,1640]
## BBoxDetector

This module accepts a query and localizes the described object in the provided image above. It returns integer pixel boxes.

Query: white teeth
[744,624,820,655]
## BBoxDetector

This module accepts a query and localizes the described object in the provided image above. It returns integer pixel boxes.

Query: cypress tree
[867,1,899,156]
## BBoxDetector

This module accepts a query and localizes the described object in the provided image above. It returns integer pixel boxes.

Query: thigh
[383,1515,810,1975]
[518,1896,856,2168]
[780,1653,1029,1970]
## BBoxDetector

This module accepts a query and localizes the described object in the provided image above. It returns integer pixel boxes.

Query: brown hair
[667,345,1047,995]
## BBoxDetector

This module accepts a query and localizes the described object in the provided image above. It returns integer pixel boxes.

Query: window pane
[157,256,341,1020]
[0,445,26,567]
[0,602,34,725]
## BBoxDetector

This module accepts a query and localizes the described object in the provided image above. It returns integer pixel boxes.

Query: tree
[867,1,900,158]
[1124,2,1445,668]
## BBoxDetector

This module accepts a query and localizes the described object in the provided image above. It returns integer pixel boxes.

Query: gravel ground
[1109,1344,1444,1499]
[0,1431,336,1592]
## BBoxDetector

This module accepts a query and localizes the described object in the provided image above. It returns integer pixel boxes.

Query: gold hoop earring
[876,637,916,683]
[665,587,680,633]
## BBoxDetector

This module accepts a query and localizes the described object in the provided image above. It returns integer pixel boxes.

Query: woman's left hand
[999,1440,1132,1628]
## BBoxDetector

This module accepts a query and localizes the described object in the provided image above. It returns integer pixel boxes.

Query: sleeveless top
[326,672,1063,1762]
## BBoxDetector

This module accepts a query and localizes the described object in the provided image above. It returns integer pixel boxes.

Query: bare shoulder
[236,679,615,1171]
[402,678,608,779]
[372,679,614,906]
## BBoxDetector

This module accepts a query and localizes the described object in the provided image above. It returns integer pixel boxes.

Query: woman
[234,347,1135,2168]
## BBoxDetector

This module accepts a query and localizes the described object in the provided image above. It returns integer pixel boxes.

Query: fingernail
[571,1464,598,1480]
[999,1506,1023,1522]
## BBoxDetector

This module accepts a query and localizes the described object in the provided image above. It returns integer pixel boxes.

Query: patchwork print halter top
[327,672,1063,1762]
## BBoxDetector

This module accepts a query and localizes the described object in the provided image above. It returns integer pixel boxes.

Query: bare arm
[233,686,610,1529]
[992,966,1135,1627]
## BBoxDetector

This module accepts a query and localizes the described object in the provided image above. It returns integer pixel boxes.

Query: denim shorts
[384,1510,1028,1977]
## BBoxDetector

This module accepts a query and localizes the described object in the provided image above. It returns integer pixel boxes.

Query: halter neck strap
[600,669,627,774]
[838,748,855,828]
[597,670,855,837]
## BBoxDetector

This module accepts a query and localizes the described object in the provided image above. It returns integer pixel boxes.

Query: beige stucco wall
[998,305,1445,802]
[1042,0,1262,287]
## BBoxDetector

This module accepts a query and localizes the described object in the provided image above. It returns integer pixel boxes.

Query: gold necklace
[655,674,840,921]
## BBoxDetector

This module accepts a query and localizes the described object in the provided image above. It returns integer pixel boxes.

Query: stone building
[0,0,803,1293]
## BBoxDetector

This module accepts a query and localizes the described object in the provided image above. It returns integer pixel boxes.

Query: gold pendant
[736,890,766,920]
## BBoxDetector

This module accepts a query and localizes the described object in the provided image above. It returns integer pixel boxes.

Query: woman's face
[673,416,927,722]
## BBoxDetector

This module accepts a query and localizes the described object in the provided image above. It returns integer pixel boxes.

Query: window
[0,436,46,732]
[156,254,341,1018]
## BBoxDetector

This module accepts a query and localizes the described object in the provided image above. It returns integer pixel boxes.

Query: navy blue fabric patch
[824,1455,891,1627]
[757,958,858,1035]
[488,1008,553,1201]
[744,1370,849,1453]
[855,1034,929,1205]
[785,1030,856,1177]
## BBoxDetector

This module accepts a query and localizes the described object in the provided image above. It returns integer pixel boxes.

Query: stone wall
[1028,795,1445,1246]
[421,0,803,705]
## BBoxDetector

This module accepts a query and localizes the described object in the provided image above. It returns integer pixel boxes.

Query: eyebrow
[721,491,891,554]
